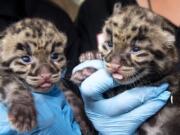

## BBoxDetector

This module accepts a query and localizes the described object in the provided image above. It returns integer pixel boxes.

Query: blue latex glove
[0,85,81,135]
[73,60,170,135]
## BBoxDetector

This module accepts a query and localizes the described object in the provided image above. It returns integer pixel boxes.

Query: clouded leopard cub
[0,18,95,134]
[73,4,180,135]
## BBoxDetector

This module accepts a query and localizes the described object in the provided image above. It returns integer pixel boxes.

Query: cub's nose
[38,65,52,80]
[105,54,121,65]
[40,73,51,80]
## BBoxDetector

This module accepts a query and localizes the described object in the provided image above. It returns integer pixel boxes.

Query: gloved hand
[0,85,81,135]
[73,60,170,135]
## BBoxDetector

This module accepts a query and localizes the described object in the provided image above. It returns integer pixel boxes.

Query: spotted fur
[0,18,95,134]
[98,3,180,135]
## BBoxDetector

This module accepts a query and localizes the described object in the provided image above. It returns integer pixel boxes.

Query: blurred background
[50,0,84,21]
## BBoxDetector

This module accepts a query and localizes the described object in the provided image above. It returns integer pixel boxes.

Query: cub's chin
[28,82,54,93]
[37,82,53,91]
[112,74,138,85]
[112,70,147,86]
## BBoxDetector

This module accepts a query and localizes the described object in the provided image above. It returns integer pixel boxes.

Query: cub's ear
[58,32,67,50]
[62,33,67,47]
[0,42,3,62]
[113,2,122,15]
[0,45,2,55]
[0,33,4,55]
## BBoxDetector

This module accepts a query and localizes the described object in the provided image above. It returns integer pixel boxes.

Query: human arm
[0,86,81,135]
[72,60,170,135]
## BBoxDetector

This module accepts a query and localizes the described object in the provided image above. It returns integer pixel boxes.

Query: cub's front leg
[0,75,36,132]
[71,51,101,85]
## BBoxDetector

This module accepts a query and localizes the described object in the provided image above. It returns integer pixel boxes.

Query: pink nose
[38,66,52,80]
[111,64,121,71]
[110,55,121,65]
[40,73,51,80]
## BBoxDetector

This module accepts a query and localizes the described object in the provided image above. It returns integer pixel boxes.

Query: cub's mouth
[31,80,54,93]
[26,74,60,93]
[105,62,146,85]
[37,81,53,90]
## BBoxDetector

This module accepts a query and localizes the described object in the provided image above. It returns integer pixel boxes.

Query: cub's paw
[71,51,101,85]
[79,51,102,63]
[8,102,36,132]
[71,67,97,85]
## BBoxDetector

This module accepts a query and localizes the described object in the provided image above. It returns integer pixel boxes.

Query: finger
[127,83,169,103]
[121,91,170,129]
[0,103,8,120]
[72,60,104,73]
[87,84,169,116]
[80,69,118,100]
[96,91,170,135]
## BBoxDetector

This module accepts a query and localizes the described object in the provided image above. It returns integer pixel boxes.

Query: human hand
[74,60,170,135]
[0,94,55,135]
[0,86,81,135]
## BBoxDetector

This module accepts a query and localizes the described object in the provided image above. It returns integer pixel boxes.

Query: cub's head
[0,18,67,92]
[99,4,178,85]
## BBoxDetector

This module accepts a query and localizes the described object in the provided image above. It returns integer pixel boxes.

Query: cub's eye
[21,55,31,63]
[51,53,59,60]
[132,46,141,52]
[107,41,113,47]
